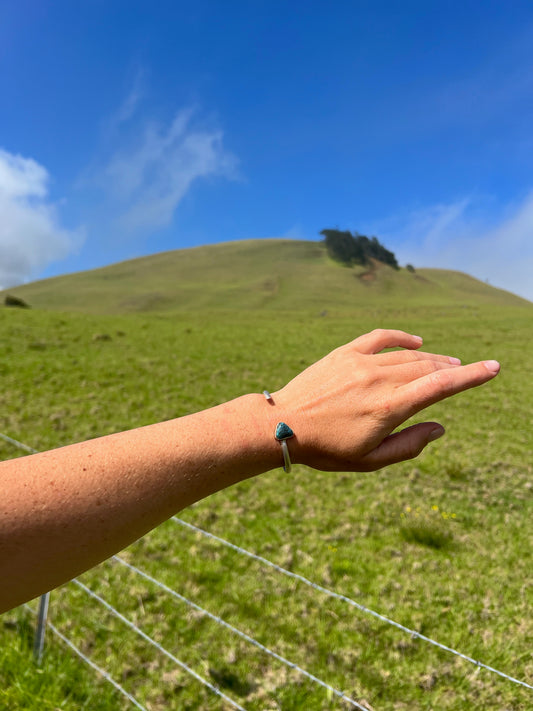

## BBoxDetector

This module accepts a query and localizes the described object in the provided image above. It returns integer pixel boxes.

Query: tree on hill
[4,294,30,308]
[321,229,399,270]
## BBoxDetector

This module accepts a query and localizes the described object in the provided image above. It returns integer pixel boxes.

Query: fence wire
[73,579,247,711]
[23,604,148,711]
[0,431,38,454]
[111,555,367,709]
[172,517,533,692]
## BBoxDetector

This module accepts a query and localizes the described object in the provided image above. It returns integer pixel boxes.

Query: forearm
[0,393,280,613]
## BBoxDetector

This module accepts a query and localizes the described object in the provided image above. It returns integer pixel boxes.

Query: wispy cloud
[95,102,238,237]
[105,70,145,135]
[0,149,81,289]
[379,194,533,302]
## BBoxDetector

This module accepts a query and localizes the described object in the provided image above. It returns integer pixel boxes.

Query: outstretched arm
[0,330,500,613]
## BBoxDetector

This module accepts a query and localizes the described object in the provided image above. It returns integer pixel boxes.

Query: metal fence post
[33,592,50,664]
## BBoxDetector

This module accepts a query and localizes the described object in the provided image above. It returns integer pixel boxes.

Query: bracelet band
[278,439,292,473]
[263,391,294,473]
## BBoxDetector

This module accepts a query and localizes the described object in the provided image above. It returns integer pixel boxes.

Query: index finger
[352,329,424,354]
[396,360,500,418]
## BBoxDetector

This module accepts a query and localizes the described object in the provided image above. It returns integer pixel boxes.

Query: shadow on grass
[400,517,454,549]
[208,665,256,697]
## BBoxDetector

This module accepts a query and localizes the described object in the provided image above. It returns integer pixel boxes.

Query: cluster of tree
[4,294,30,308]
[320,229,399,270]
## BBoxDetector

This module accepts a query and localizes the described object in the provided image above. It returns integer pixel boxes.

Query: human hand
[271,329,500,472]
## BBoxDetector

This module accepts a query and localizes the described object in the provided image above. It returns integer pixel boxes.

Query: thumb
[356,423,445,472]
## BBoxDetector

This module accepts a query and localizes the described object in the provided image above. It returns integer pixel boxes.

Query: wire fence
[110,555,366,708]
[73,579,249,711]
[171,518,533,692]
[23,602,148,711]
[2,431,533,710]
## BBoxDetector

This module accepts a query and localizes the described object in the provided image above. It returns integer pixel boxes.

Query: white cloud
[0,149,81,289]
[0,150,48,199]
[380,194,533,302]
[99,107,238,235]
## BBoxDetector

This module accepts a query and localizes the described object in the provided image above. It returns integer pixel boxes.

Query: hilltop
[1,239,530,314]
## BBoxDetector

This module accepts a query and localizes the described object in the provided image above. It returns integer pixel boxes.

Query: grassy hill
[1,239,529,313]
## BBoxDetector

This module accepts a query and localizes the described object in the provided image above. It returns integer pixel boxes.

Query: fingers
[352,329,423,355]
[396,360,501,419]
[356,423,445,472]
[375,349,462,367]
[383,358,462,386]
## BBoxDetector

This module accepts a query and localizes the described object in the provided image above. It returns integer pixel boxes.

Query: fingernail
[412,335,423,343]
[428,426,445,442]
[448,356,461,365]
[484,360,500,374]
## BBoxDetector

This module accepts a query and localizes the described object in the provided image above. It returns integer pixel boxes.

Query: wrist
[218,392,284,476]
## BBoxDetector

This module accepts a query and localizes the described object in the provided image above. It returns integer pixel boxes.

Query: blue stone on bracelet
[275,422,294,441]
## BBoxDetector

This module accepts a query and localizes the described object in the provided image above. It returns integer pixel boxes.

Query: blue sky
[1,1,533,300]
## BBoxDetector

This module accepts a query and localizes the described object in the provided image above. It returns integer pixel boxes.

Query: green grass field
[1,241,532,709]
